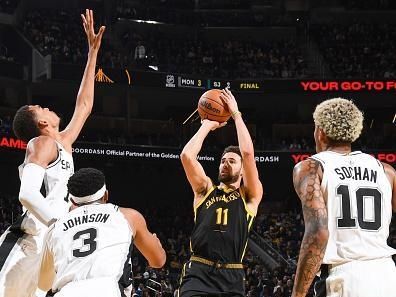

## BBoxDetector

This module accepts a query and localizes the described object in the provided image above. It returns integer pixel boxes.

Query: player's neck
[325,144,352,154]
[219,181,240,191]
[41,127,61,142]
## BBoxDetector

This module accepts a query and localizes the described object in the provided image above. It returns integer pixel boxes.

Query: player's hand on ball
[220,88,239,116]
[201,119,227,131]
[81,9,105,52]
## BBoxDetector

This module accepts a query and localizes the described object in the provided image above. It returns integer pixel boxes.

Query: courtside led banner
[1,137,394,166]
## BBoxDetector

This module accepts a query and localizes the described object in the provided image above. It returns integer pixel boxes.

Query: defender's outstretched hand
[81,9,105,52]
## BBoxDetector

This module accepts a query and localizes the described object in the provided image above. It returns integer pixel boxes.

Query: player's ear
[37,119,48,129]
[318,128,328,144]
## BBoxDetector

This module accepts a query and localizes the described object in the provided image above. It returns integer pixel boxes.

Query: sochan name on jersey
[334,166,377,183]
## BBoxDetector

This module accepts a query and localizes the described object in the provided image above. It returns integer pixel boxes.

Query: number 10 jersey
[310,151,396,265]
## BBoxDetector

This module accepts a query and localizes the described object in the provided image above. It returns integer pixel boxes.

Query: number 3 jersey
[190,185,255,263]
[42,203,133,292]
[310,151,396,265]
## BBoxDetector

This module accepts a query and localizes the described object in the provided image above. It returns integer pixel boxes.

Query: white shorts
[0,227,44,297]
[53,278,121,297]
[315,257,396,297]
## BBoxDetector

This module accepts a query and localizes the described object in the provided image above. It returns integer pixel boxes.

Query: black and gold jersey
[190,185,255,263]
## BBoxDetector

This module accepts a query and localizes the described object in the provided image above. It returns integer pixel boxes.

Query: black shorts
[313,265,329,297]
[179,260,245,297]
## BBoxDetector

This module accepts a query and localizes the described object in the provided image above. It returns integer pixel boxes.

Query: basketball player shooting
[292,98,396,297]
[0,10,104,297]
[178,88,263,296]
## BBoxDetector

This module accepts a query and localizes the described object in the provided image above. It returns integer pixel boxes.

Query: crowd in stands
[312,23,396,78]
[345,0,396,10]
[255,212,303,264]
[9,2,396,80]
[0,115,12,135]
[22,10,89,64]
[0,44,15,62]
[118,0,248,10]
[0,194,22,234]
[21,10,118,66]
[0,0,19,14]
[21,9,307,79]
[116,2,291,27]
[137,0,195,10]
[122,37,308,79]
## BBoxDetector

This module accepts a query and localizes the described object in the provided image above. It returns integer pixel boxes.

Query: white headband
[69,184,106,204]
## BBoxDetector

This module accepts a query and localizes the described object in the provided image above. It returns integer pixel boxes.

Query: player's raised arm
[220,89,262,213]
[180,120,225,198]
[120,208,166,268]
[382,162,396,212]
[60,9,105,148]
[19,136,59,226]
[292,159,329,297]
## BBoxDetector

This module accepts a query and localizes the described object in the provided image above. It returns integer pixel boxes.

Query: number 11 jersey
[190,185,255,263]
[310,151,396,265]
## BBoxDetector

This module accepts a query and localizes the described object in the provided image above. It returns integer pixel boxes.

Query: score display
[90,67,396,93]
[178,76,205,89]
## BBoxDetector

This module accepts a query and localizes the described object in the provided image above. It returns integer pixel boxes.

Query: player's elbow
[18,189,31,206]
[76,99,93,116]
[180,151,194,163]
[305,222,329,245]
[149,250,166,268]
[241,150,255,161]
[307,227,329,247]
[19,195,27,206]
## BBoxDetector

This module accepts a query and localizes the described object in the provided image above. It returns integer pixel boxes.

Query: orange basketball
[197,89,231,123]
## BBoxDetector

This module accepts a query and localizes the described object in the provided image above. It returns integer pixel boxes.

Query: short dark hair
[221,145,242,159]
[12,105,41,142]
[67,168,105,197]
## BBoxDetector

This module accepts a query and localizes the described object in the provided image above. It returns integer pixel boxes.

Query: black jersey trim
[309,156,325,166]
[46,151,61,169]
[349,151,362,156]
[314,264,329,297]
[118,242,133,297]
[0,212,27,271]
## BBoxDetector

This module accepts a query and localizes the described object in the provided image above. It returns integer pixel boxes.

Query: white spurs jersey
[44,203,133,292]
[18,138,74,237]
[310,151,396,265]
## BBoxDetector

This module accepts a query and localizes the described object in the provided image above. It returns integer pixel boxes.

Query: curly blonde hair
[313,98,364,143]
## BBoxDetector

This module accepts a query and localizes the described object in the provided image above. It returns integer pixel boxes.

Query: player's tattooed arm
[291,159,329,297]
